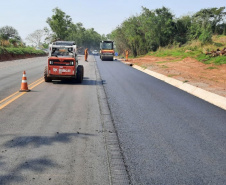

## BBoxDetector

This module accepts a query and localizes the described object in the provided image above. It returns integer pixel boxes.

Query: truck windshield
[102,43,113,50]
[53,41,75,46]
[51,47,73,57]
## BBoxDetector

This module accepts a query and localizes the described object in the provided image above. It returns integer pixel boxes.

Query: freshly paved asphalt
[96,56,226,185]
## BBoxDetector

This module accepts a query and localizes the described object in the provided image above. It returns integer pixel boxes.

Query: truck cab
[100,41,114,61]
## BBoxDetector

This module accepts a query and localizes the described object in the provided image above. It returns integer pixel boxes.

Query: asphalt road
[1,54,226,185]
[96,56,226,185]
[0,55,114,185]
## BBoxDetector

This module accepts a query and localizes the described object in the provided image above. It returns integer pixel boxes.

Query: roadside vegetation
[148,35,226,64]
[0,46,45,55]
[0,7,104,60]
[46,8,105,50]
[0,26,45,58]
[110,6,226,64]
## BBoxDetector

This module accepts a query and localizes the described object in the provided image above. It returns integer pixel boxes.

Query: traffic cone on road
[19,71,30,92]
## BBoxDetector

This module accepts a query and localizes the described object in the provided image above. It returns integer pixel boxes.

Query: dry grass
[212,35,226,45]
[0,40,10,47]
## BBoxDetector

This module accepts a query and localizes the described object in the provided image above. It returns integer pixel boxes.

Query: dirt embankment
[130,56,226,97]
[0,53,47,62]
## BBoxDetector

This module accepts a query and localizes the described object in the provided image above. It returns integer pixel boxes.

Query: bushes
[110,6,226,57]
[0,46,45,55]
[0,46,45,61]
[146,35,226,65]
[0,47,6,54]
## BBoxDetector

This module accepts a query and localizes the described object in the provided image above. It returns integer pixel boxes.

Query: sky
[0,0,225,42]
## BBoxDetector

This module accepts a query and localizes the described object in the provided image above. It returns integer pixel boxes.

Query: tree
[66,22,85,46]
[0,26,22,47]
[46,7,103,49]
[43,27,55,44]
[198,24,212,44]
[26,29,45,48]
[83,28,101,49]
[174,15,192,44]
[193,7,226,34]
[0,26,21,41]
[46,8,72,40]
[187,7,226,43]
[111,6,225,57]
[110,27,128,55]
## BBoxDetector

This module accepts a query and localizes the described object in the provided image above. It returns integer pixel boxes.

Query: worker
[125,50,129,61]
[84,48,88,61]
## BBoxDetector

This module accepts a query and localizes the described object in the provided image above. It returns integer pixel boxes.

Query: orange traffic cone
[19,71,30,92]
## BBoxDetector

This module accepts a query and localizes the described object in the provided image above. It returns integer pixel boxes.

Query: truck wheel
[76,65,84,83]
[44,66,51,82]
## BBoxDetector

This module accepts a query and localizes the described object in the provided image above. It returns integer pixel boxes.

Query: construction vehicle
[44,41,84,83]
[100,41,114,61]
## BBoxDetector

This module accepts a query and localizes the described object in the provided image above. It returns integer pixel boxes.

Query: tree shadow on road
[0,156,6,168]
[3,132,95,148]
[0,132,95,184]
[0,156,59,185]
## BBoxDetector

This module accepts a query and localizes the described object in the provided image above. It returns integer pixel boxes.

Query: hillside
[129,36,226,97]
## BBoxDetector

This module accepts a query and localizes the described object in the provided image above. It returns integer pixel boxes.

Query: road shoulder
[122,60,226,111]
[94,57,131,184]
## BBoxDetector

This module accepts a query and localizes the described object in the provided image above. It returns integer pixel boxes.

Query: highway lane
[96,56,226,184]
[0,55,114,185]
[0,57,46,101]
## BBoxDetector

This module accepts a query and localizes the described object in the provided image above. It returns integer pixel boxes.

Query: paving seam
[121,60,226,111]
[94,58,131,185]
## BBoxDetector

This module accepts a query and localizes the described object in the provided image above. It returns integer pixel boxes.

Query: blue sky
[0,0,225,41]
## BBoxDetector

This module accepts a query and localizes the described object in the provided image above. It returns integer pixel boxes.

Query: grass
[147,35,226,65]
[0,46,45,55]
[168,74,178,77]
[156,59,181,64]
[141,65,147,70]
[148,47,202,59]
[161,65,168,68]
[206,66,218,70]
[197,54,226,65]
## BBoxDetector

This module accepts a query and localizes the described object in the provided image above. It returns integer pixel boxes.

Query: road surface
[0,55,129,185]
[96,56,226,185]
[1,54,226,185]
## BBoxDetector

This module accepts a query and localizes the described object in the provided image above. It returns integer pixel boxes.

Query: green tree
[110,27,128,55]
[122,16,145,56]
[46,8,72,40]
[83,28,101,49]
[47,8,102,49]
[0,26,22,47]
[67,22,86,46]
[174,15,192,44]
[193,7,226,34]
[198,24,212,44]
[0,26,21,42]
[189,7,226,42]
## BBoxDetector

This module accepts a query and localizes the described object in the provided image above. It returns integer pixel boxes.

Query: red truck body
[44,41,83,83]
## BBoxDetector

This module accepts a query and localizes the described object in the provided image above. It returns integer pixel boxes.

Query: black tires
[44,66,51,82]
[76,65,84,83]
